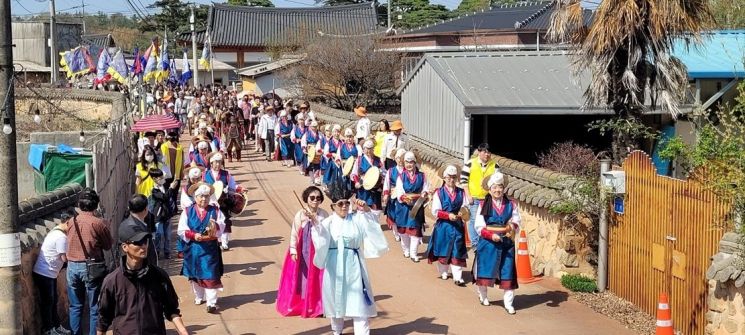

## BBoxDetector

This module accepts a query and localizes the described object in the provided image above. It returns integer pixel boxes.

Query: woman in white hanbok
[311,191,389,335]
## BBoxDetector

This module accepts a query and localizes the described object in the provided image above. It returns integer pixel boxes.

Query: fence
[92,117,134,228]
[609,151,730,334]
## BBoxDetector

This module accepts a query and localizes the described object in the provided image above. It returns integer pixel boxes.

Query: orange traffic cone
[516,230,540,283]
[656,293,674,335]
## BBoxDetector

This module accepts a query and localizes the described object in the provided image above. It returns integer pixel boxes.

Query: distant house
[12,21,83,83]
[177,3,379,68]
[237,55,304,98]
[81,33,117,57]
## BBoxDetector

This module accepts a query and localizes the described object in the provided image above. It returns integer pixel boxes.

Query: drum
[362,166,382,190]
[227,191,247,215]
[307,144,321,164]
[342,157,356,176]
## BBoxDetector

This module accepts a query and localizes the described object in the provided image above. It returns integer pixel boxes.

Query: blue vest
[279,121,293,135]
[340,144,358,159]
[182,205,223,280]
[203,169,229,185]
[388,167,401,187]
[327,138,340,154]
[190,152,208,168]
[438,186,465,215]
[396,170,426,228]
[485,196,513,228]
[305,130,319,145]
[358,155,381,175]
[294,126,306,140]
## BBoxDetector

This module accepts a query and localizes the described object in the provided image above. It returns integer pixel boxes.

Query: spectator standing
[96,224,188,335]
[66,188,113,335]
[119,194,159,265]
[354,106,370,145]
[33,210,74,335]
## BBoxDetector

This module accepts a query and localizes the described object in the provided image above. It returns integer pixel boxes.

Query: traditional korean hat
[481,172,508,191]
[188,166,204,179]
[436,164,460,178]
[206,152,224,163]
[187,182,215,197]
[354,106,367,117]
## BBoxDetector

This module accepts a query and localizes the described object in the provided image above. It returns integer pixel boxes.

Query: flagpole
[209,30,214,86]
[190,5,199,88]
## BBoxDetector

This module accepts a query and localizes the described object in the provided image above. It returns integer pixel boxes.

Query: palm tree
[548,0,715,163]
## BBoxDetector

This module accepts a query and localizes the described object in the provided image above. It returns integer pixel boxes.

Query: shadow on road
[375,294,393,302]
[230,236,284,248]
[167,324,212,334]
[223,261,275,276]
[231,214,265,228]
[219,290,278,310]
[497,290,568,309]
[294,316,449,335]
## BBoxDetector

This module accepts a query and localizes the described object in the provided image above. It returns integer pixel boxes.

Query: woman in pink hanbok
[276,186,329,317]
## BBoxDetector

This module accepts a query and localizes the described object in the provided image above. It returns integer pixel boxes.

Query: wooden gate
[609,151,729,334]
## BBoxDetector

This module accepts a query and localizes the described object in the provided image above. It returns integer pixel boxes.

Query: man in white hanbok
[311,193,389,335]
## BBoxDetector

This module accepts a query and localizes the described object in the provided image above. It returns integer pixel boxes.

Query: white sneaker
[440,273,449,280]
[505,306,516,314]
[394,235,401,242]
[410,256,420,263]
[479,296,490,306]
[55,327,71,335]
[195,298,204,305]
[403,251,410,258]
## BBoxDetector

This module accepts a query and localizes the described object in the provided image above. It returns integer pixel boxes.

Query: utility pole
[81,0,86,34]
[49,0,58,85]
[0,0,22,333]
[387,0,392,29]
[190,5,199,87]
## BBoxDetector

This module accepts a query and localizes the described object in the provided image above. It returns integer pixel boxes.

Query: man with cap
[97,224,188,335]
[381,120,407,170]
[178,183,226,313]
[460,143,499,248]
[351,139,385,210]
[302,121,324,185]
[473,172,520,314]
[354,106,370,145]
[119,194,159,265]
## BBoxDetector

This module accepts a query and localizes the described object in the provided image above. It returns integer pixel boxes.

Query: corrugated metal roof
[672,30,745,79]
[400,51,598,114]
[401,1,554,35]
[207,3,379,47]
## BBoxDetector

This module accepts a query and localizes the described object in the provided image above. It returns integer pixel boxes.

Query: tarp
[36,152,92,193]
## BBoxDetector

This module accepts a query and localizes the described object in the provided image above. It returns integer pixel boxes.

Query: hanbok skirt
[425,220,467,266]
[276,225,323,318]
[472,238,518,289]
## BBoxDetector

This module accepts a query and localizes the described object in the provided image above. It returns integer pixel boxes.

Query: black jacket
[97,257,181,335]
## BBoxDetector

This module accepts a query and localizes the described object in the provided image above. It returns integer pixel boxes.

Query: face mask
[145,155,155,162]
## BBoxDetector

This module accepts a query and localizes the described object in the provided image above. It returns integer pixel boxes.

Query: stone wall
[313,104,595,278]
[706,232,745,335]
[19,184,82,335]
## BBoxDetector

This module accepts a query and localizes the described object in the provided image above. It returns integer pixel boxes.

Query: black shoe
[207,305,217,314]
[454,279,466,287]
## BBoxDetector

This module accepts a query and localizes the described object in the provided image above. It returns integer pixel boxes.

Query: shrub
[561,274,598,293]
[537,141,599,179]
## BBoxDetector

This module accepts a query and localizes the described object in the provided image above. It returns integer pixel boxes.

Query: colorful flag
[155,35,170,83]
[168,59,179,85]
[59,46,95,79]
[142,40,160,82]
[180,50,192,85]
[94,49,112,85]
[131,47,141,75]
[107,49,130,85]
[199,32,211,71]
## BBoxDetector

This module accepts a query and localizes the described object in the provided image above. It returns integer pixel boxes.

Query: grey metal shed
[397,51,612,161]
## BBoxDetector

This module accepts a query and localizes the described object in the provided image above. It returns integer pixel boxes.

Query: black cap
[118,222,151,244]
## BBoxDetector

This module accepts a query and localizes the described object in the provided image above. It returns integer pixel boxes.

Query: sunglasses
[308,195,322,202]
[127,237,149,246]
[334,200,351,207]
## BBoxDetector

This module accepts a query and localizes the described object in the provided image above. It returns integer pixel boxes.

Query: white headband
[210,153,224,163]
[487,172,505,188]
[404,151,416,162]
[188,167,201,179]
[363,140,374,149]
[195,185,211,197]
[197,141,209,149]
[443,165,458,177]
[332,124,341,131]
[344,128,354,137]
[395,148,407,159]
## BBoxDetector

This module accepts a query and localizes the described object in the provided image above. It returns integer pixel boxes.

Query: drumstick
[293,191,315,219]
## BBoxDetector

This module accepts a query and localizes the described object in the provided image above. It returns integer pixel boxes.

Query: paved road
[163,148,636,335]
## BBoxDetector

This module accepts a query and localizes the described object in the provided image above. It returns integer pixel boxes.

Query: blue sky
[11,0,465,16]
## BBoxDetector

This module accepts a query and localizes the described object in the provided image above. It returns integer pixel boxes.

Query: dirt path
[164,148,636,335]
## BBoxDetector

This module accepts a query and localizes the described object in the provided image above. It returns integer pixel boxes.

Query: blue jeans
[154,221,170,257]
[468,199,482,247]
[66,261,102,335]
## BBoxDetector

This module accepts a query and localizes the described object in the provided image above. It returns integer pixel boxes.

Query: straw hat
[187,182,215,197]
[390,120,403,131]
[354,106,367,117]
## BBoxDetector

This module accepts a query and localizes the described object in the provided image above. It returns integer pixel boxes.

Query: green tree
[710,0,745,28]
[548,0,715,164]
[392,0,452,29]
[227,0,275,7]
[322,0,368,6]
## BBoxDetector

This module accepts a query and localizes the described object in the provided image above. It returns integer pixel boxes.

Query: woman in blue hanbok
[322,124,343,186]
[425,165,469,286]
[292,114,308,175]
[381,148,407,242]
[351,139,384,209]
[178,183,226,314]
[393,151,430,263]
[473,172,521,314]
[311,180,389,335]
[302,121,323,185]
[276,110,295,167]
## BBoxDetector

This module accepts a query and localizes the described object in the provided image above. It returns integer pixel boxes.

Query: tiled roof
[397,1,593,36]
[207,3,379,48]
[176,30,207,46]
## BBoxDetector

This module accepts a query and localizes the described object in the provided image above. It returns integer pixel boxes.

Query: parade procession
[6,0,745,335]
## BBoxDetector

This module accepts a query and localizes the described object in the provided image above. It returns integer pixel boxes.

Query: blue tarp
[28,144,47,171]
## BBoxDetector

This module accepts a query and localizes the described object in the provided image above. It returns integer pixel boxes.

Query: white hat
[344,128,354,137]
[194,184,212,197]
[297,114,305,120]
[332,124,341,131]
[188,167,202,179]
[363,139,375,149]
[198,122,207,129]
[280,110,287,117]
[395,148,407,159]
[197,141,209,150]
[210,153,224,163]
[310,121,318,128]
[443,165,458,177]
[487,172,506,188]
[404,151,416,162]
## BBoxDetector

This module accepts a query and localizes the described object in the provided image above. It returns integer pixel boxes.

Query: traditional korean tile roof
[206,3,379,48]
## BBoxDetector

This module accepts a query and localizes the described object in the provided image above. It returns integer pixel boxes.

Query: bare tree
[279,35,401,110]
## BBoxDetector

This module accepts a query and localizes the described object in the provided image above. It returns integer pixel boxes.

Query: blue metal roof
[673,30,745,79]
